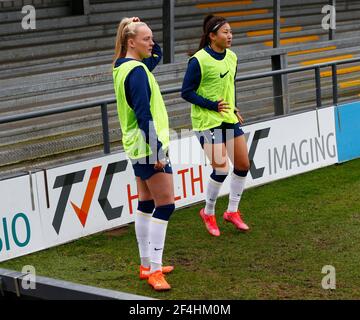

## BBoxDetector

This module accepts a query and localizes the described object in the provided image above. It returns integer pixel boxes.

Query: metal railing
[1,57,360,156]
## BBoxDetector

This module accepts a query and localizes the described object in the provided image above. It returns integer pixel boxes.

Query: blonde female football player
[181,15,250,237]
[113,17,174,290]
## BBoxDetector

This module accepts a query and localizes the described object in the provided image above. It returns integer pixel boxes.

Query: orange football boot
[199,208,220,236]
[223,210,249,231]
[148,270,171,291]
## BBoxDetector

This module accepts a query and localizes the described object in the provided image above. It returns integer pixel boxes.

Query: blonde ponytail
[113,18,146,66]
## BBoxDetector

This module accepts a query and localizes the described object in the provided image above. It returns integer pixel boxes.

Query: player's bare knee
[212,160,228,170]
[236,160,250,171]
[154,193,173,207]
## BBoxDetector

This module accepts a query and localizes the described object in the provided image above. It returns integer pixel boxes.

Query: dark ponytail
[188,15,227,56]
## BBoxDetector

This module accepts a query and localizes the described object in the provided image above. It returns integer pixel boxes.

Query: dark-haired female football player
[182,15,250,237]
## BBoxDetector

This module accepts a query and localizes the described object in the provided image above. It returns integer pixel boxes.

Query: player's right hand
[154,159,166,170]
[217,98,230,114]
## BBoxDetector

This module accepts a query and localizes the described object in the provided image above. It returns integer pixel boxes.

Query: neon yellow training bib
[113,60,169,159]
[191,48,238,131]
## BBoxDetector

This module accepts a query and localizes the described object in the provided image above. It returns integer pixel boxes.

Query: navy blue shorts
[195,122,244,148]
[131,157,173,181]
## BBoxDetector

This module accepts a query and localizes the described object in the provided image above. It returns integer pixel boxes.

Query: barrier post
[272,53,290,115]
[315,67,322,108]
[273,0,281,48]
[329,0,336,40]
[71,0,90,15]
[332,64,338,105]
[163,0,175,64]
[101,103,111,154]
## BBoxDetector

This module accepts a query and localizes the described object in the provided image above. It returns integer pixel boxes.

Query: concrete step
[0,28,357,83]
[0,50,113,82]
[0,15,89,37]
[3,5,360,63]
[0,0,69,12]
[1,5,358,79]
[0,23,117,50]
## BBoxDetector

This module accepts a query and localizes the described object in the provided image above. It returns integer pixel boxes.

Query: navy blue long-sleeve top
[114,43,165,160]
[181,46,238,112]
